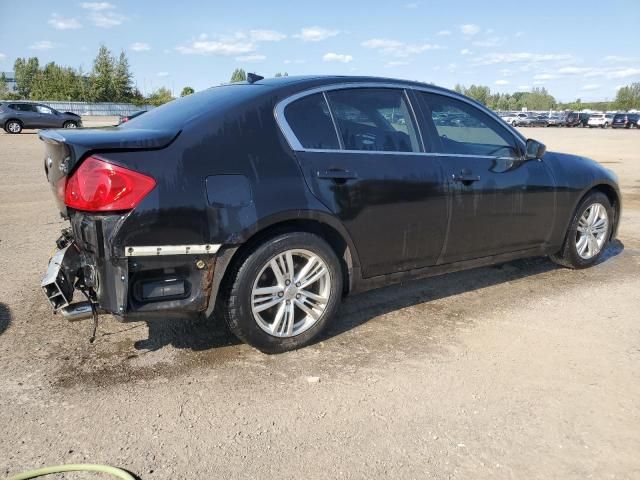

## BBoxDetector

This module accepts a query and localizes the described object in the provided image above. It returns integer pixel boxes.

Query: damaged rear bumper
[42,214,221,320]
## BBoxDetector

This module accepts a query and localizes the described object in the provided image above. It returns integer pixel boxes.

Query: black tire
[63,121,78,129]
[218,232,343,353]
[5,120,22,134]
[550,191,614,269]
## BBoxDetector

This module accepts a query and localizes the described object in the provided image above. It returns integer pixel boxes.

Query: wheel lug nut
[286,300,291,305]
[278,292,284,297]
[296,294,301,299]
[296,282,301,287]
[285,280,291,286]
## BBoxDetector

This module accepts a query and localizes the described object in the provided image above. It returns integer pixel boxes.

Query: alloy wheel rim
[575,202,608,260]
[251,249,331,338]
[8,122,20,132]
[65,123,77,128]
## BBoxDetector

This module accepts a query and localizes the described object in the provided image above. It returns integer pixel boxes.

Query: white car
[501,112,532,126]
[587,113,614,128]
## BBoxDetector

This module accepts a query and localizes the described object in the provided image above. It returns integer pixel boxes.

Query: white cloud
[533,73,557,80]
[323,52,353,63]
[29,40,55,50]
[89,11,127,27]
[404,2,419,8]
[157,72,169,77]
[603,55,636,64]
[437,30,451,36]
[284,59,306,64]
[473,37,501,48]
[176,35,255,55]
[518,85,531,90]
[385,60,410,67]
[294,27,339,42]
[236,54,266,62]
[460,24,480,36]
[48,14,82,30]
[606,68,640,79]
[130,42,151,52]
[581,84,600,91]
[361,38,443,57]
[0,52,5,59]
[473,52,573,65]
[515,31,524,37]
[494,79,510,85]
[79,2,114,10]
[557,66,591,75]
[248,30,286,42]
[460,48,472,55]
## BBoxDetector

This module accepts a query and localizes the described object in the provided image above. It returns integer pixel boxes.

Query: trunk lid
[40,127,179,216]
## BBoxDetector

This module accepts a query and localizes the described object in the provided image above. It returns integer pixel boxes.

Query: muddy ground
[1,125,639,479]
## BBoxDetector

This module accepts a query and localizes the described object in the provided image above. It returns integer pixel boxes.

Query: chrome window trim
[274,81,527,155]
[322,91,343,150]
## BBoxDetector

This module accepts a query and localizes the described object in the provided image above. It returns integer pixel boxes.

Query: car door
[279,87,448,278]
[417,91,557,264]
[11,104,37,127]
[35,105,60,127]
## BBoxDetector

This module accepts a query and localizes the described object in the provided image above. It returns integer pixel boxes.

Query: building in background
[2,72,17,92]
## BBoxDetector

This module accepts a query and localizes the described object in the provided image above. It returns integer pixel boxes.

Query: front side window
[284,93,339,150]
[36,105,53,114]
[326,88,421,152]
[421,93,518,158]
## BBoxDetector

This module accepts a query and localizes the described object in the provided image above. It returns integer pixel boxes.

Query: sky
[0,0,638,101]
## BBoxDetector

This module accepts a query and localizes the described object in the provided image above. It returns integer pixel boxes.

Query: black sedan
[1,102,82,133]
[40,75,621,353]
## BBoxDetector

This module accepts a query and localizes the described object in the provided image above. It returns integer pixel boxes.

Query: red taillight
[64,155,156,212]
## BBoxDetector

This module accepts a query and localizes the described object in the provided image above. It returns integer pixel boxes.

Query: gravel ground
[1,125,639,479]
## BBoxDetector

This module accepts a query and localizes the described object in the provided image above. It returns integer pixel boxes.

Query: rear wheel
[550,191,613,269]
[5,120,22,134]
[219,232,343,353]
[63,121,78,129]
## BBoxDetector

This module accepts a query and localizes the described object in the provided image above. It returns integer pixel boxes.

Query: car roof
[245,74,460,96]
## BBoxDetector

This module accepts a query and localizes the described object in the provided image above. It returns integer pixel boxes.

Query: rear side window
[326,88,421,152]
[421,92,518,158]
[36,105,53,114]
[284,93,339,150]
[9,104,34,112]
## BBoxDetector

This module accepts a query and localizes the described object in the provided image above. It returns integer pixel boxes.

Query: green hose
[7,463,135,480]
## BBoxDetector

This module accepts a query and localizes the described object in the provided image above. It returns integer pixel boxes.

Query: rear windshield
[120,83,267,131]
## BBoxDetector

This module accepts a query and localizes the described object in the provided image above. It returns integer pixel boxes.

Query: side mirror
[525,138,546,160]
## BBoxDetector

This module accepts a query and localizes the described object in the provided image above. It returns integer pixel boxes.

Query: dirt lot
[1,126,639,479]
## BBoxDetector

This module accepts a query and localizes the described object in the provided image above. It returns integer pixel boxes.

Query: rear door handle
[317,169,358,180]
[452,173,480,184]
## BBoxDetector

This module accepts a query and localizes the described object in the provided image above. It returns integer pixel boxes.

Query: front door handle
[452,173,480,184]
[317,169,358,180]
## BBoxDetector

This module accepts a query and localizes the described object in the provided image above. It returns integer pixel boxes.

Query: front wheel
[63,121,78,129]
[550,191,613,269]
[219,232,343,353]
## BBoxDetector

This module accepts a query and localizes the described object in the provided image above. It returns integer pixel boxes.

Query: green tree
[230,68,246,83]
[14,57,40,98]
[180,86,195,97]
[146,86,174,106]
[0,73,8,97]
[465,85,491,105]
[113,51,133,102]
[615,83,640,110]
[274,72,282,77]
[89,45,115,101]
[520,87,556,110]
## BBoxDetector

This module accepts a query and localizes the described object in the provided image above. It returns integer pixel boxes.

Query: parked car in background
[565,112,590,127]
[529,114,549,127]
[546,113,566,127]
[587,113,614,128]
[0,102,82,134]
[612,113,640,129]
[118,110,147,125]
[39,75,621,353]
[502,112,532,126]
